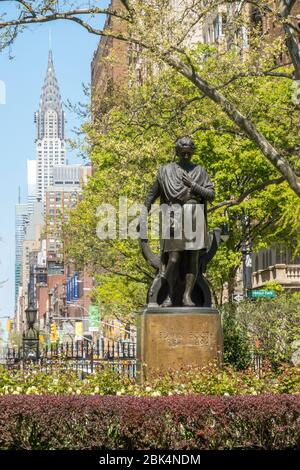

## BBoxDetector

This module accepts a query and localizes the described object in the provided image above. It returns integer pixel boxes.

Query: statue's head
[175,136,195,161]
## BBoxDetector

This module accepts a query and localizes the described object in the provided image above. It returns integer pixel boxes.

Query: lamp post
[223,207,252,299]
[220,221,230,243]
[241,210,252,298]
[23,304,39,362]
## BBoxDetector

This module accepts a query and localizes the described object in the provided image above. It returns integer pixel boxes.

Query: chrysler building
[35,50,66,203]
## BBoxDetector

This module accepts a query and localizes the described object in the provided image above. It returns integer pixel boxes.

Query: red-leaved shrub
[0,394,299,450]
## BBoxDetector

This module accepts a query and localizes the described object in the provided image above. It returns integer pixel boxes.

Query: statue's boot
[182,273,196,307]
[161,276,174,307]
[149,274,165,306]
[182,296,196,307]
[162,295,173,307]
[160,252,180,307]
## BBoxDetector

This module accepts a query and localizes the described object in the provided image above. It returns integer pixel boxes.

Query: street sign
[88,305,100,332]
[232,293,244,302]
[248,290,276,299]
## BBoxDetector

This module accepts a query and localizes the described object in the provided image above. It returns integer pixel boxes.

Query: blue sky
[0,2,108,337]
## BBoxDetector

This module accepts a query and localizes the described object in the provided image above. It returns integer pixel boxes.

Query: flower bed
[0,394,299,450]
[0,363,299,396]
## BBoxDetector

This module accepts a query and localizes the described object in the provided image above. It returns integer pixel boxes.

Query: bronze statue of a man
[143,136,215,307]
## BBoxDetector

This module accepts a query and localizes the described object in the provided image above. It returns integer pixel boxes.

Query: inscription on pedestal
[138,308,223,379]
[158,330,213,348]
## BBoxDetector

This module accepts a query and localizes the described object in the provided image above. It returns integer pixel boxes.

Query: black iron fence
[1,339,137,378]
[1,342,264,380]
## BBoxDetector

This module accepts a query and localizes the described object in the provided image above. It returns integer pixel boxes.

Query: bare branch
[0,6,131,29]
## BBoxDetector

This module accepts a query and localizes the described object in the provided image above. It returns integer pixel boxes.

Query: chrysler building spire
[35,49,66,203]
[36,49,65,140]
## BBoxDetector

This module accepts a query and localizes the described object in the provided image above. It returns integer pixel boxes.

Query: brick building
[91,0,129,117]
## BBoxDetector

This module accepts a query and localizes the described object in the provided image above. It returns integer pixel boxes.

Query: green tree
[221,303,252,370]
[236,294,300,366]
[63,62,299,318]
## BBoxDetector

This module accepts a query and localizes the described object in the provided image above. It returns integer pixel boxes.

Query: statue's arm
[143,178,161,210]
[191,169,215,202]
[139,178,161,240]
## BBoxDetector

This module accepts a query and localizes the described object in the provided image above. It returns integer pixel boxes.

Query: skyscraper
[15,202,28,301]
[35,50,66,203]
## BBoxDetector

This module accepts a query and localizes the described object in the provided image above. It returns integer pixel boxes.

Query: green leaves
[64,48,300,317]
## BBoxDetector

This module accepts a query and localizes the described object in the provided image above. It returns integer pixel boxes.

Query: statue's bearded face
[175,138,195,161]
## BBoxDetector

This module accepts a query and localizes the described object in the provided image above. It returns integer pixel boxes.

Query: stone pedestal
[137,307,223,380]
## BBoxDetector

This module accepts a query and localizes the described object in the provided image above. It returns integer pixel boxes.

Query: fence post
[90,342,94,374]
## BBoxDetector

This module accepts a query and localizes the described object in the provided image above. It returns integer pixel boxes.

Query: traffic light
[50,322,58,343]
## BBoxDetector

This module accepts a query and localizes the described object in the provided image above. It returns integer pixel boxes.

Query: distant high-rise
[15,203,28,301]
[27,159,36,214]
[45,164,92,275]
[52,164,81,187]
[35,50,66,203]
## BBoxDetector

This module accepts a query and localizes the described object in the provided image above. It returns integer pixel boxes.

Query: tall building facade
[46,164,91,274]
[15,203,28,302]
[35,50,66,203]
[91,0,129,117]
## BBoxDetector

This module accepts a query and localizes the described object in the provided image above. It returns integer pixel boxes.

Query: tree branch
[14,0,37,17]
[0,7,131,29]
[163,53,300,197]
[191,125,244,137]
[208,176,285,213]
[218,64,294,90]
[119,0,132,14]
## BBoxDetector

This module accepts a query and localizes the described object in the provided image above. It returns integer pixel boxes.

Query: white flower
[145,386,152,392]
